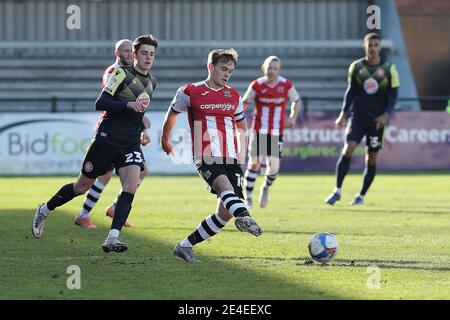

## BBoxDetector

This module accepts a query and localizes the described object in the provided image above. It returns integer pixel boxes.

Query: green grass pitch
[0,173,449,300]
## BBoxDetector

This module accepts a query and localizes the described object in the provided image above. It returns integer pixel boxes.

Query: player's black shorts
[248,131,283,158]
[196,161,244,199]
[105,152,146,172]
[81,139,145,179]
[346,118,384,152]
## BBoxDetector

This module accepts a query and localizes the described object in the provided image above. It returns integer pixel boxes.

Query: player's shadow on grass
[141,226,321,236]
[214,256,450,272]
[323,207,449,215]
[311,259,450,272]
[1,208,344,300]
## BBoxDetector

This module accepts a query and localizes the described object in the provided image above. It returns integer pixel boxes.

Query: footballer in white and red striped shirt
[161,48,262,263]
[170,81,245,161]
[242,56,302,209]
[244,75,299,136]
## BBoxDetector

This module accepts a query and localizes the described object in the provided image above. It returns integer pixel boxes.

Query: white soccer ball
[308,233,339,263]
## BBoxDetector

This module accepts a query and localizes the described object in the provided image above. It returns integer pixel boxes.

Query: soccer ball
[308,233,339,263]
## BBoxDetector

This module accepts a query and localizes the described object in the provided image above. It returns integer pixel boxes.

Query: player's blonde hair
[261,55,281,72]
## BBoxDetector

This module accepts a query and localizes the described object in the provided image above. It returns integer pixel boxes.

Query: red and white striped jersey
[243,76,300,136]
[170,81,245,161]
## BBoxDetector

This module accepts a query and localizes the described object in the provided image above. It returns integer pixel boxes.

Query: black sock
[82,180,105,215]
[263,173,278,189]
[336,155,351,188]
[111,192,134,231]
[360,165,376,195]
[244,169,258,198]
[219,191,249,218]
[47,183,76,210]
[187,213,227,246]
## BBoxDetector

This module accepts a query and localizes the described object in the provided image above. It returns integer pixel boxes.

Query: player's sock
[333,187,342,195]
[79,180,105,217]
[181,213,228,247]
[336,155,351,188]
[262,173,278,190]
[244,169,258,200]
[110,191,121,210]
[110,179,141,210]
[39,203,52,216]
[111,192,134,231]
[360,165,376,196]
[107,228,120,239]
[46,183,76,211]
[219,191,250,217]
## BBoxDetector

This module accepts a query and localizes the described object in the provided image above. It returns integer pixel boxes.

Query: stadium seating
[0,45,364,112]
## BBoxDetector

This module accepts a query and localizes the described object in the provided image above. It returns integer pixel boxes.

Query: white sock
[333,187,342,195]
[111,190,122,209]
[40,204,52,216]
[107,229,120,239]
[358,194,364,199]
[179,238,192,248]
[214,213,227,226]
[78,208,90,218]
[94,180,106,190]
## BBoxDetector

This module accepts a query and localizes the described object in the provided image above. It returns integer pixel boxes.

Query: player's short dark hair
[364,32,380,43]
[208,48,238,66]
[133,34,159,52]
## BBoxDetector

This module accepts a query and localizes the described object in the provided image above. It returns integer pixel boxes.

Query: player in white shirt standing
[161,48,262,263]
[242,56,302,209]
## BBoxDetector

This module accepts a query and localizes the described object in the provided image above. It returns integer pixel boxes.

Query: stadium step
[0,57,355,69]
[0,80,346,91]
[0,68,347,81]
[0,51,359,112]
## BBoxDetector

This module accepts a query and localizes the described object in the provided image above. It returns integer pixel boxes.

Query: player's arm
[242,81,256,112]
[102,69,114,88]
[375,88,398,129]
[336,62,357,128]
[140,79,156,146]
[140,116,151,131]
[95,92,128,112]
[375,64,400,129]
[95,68,146,113]
[286,86,302,128]
[140,130,151,146]
[161,109,179,155]
[386,64,400,116]
[139,116,152,146]
[234,97,248,162]
[385,87,398,115]
[161,86,189,155]
[236,119,248,163]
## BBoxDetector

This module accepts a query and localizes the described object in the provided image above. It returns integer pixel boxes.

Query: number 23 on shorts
[125,151,143,164]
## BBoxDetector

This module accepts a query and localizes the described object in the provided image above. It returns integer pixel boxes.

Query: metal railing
[0,39,394,58]
[301,96,449,113]
[0,95,447,113]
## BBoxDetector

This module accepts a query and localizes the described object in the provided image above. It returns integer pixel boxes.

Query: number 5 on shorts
[369,136,379,149]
